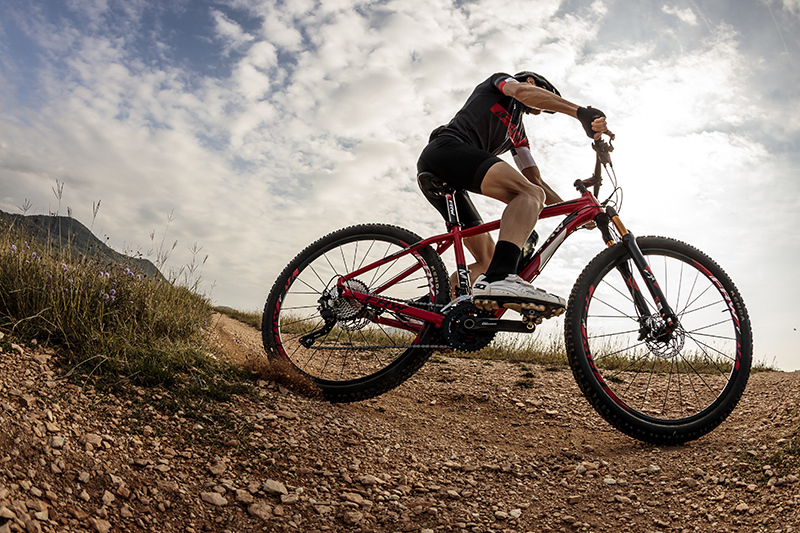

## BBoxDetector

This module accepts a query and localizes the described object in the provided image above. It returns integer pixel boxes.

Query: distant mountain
[0,210,165,281]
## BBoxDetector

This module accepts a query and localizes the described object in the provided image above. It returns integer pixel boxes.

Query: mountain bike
[262,139,752,445]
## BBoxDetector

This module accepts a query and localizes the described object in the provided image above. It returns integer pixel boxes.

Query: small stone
[201,492,227,507]
[0,506,16,519]
[276,410,298,420]
[49,436,65,449]
[614,495,632,504]
[343,510,364,525]
[683,477,699,488]
[647,464,661,474]
[79,472,91,483]
[342,492,362,505]
[735,502,749,513]
[235,490,254,504]
[280,493,298,505]
[446,489,460,499]
[208,461,227,476]
[120,505,133,518]
[567,495,582,504]
[80,433,103,447]
[262,480,288,495]
[88,518,111,533]
[67,507,89,520]
[102,491,115,505]
[603,477,617,485]
[509,509,522,519]
[248,502,273,521]
[359,474,380,485]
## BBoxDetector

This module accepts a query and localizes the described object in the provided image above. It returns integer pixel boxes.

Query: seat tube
[446,193,471,296]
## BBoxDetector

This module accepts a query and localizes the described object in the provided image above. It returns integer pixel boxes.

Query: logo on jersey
[490,103,528,148]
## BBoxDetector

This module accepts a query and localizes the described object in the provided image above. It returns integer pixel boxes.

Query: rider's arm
[512,147,563,205]
[500,79,609,138]
[522,165,563,205]
[501,79,579,116]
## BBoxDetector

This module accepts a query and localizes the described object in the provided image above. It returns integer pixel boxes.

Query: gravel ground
[0,315,798,533]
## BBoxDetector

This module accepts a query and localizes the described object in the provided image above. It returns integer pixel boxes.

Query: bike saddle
[417,172,455,198]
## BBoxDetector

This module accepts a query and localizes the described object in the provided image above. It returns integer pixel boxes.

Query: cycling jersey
[429,72,531,156]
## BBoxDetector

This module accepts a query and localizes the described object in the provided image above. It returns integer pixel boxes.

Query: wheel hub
[639,315,685,359]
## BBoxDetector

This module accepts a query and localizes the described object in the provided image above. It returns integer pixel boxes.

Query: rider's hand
[577,106,611,139]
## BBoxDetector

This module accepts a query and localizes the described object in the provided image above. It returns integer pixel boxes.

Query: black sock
[483,241,521,283]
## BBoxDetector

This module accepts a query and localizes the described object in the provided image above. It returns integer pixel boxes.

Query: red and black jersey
[429,72,530,156]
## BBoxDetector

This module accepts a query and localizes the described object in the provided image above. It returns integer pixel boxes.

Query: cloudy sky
[1,0,798,371]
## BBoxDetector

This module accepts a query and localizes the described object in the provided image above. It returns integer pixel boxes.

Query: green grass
[0,220,237,391]
[457,330,570,367]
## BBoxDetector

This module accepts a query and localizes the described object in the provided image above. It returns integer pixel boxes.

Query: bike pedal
[474,299,500,311]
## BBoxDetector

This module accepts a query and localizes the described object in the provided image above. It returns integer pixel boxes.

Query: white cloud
[211,9,255,54]
[784,0,800,15]
[1,0,799,370]
[662,5,699,25]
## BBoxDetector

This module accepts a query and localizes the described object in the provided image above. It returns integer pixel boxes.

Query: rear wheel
[565,236,752,445]
[263,224,450,402]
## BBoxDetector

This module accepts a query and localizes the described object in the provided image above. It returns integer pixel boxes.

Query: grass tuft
[0,220,228,389]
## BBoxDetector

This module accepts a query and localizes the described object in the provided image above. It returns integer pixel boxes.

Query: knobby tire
[262,224,450,402]
[565,236,752,445]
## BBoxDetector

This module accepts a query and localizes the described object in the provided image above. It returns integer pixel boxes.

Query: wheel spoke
[265,227,447,398]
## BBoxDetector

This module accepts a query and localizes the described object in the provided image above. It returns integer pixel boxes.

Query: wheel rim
[581,248,745,425]
[273,235,437,384]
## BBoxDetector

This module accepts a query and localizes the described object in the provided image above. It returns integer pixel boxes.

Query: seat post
[444,192,461,230]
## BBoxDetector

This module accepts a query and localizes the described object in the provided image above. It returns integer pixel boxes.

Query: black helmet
[513,71,560,114]
[513,71,561,96]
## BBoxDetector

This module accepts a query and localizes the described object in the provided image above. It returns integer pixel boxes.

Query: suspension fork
[596,207,679,331]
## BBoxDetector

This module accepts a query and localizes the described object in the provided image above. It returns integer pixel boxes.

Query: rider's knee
[519,182,546,209]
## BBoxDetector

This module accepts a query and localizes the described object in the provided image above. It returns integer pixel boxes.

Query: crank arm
[462,317,537,334]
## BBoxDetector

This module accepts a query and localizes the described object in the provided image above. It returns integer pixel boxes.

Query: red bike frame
[335,188,607,333]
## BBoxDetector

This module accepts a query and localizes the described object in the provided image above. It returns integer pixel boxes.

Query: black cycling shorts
[416,135,502,228]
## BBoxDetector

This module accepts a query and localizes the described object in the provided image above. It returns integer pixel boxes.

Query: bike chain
[314,292,452,351]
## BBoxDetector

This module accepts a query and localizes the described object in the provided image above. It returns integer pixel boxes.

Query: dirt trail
[0,314,798,533]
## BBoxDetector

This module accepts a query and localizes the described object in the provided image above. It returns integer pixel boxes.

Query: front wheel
[565,236,752,445]
[262,224,450,402]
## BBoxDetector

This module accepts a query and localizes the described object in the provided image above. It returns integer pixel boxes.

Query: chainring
[441,301,496,352]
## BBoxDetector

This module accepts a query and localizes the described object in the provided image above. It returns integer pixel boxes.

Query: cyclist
[417,71,610,311]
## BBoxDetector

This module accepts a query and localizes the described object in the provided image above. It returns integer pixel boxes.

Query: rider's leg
[473,160,565,309]
[478,161,544,281]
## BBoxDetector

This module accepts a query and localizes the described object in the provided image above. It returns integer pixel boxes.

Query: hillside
[0,314,798,533]
[0,210,163,281]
